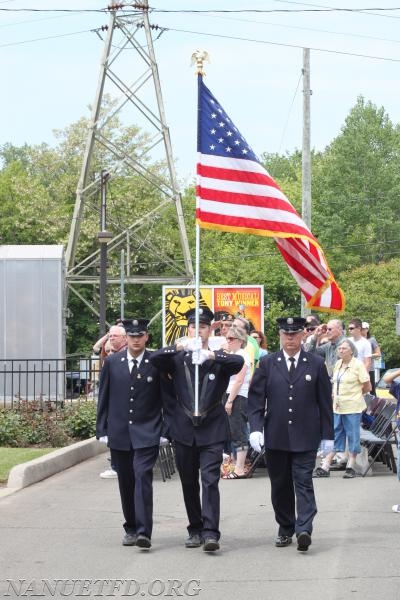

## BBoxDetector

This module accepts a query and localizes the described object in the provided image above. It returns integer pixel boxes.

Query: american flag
[196,76,345,313]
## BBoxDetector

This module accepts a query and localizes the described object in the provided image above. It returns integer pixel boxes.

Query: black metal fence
[0,356,101,408]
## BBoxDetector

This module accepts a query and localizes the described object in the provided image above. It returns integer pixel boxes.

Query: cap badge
[133,319,138,326]
[287,317,293,325]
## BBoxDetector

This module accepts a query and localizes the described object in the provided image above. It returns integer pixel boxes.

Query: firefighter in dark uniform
[96,318,163,550]
[150,307,243,552]
[248,317,333,552]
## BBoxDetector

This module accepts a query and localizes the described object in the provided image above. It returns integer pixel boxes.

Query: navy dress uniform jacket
[150,347,243,447]
[248,348,333,452]
[96,349,163,450]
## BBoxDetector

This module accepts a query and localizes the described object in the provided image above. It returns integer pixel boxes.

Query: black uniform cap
[276,316,306,333]
[186,307,214,326]
[122,318,149,336]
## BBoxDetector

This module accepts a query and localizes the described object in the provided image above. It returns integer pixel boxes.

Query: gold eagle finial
[190,50,210,75]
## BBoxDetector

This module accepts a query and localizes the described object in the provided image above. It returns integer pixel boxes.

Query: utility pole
[98,171,112,336]
[120,250,125,320]
[301,48,312,317]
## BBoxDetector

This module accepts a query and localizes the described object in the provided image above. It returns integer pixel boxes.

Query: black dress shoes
[136,534,152,549]
[297,531,312,552]
[185,533,202,548]
[203,538,220,552]
[275,535,292,547]
[122,532,137,546]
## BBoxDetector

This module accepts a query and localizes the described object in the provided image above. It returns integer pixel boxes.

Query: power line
[278,71,302,154]
[153,7,400,15]
[0,27,95,48]
[164,26,400,64]
[273,0,400,21]
[206,12,400,47]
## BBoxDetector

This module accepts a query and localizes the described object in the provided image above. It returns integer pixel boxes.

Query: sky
[2,1,400,184]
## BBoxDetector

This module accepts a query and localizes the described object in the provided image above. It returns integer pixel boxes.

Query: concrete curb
[3,437,107,495]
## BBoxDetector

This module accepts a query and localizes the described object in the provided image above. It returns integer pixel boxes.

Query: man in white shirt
[348,318,372,372]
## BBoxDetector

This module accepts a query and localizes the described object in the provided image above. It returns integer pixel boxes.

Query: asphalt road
[1,454,399,600]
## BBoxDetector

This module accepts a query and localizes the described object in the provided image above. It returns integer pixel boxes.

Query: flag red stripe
[197,184,299,215]
[196,209,314,237]
[198,162,280,188]
[276,242,327,291]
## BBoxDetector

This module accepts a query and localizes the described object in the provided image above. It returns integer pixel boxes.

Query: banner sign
[162,285,264,346]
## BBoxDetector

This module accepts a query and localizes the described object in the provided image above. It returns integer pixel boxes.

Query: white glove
[187,336,203,352]
[98,435,108,444]
[192,348,209,365]
[249,431,264,453]
[159,436,169,445]
[320,439,334,454]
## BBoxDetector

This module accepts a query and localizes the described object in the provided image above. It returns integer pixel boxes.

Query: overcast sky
[2,1,400,183]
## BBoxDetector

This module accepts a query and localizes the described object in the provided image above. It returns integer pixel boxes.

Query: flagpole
[193,52,209,423]
[194,221,201,421]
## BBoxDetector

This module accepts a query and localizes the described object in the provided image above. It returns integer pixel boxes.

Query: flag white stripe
[199,153,271,175]
[284,265,319,296]
[198,197,311,232]
[199,175,290,203]
[276,238,329,280]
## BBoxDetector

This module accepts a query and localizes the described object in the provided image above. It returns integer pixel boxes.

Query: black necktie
[131,359,138,378]
[288,357,296,377]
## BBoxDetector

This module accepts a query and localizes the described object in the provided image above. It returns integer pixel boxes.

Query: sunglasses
[348,326,356,330]
[305,326,316,332]
[226,336,240,341]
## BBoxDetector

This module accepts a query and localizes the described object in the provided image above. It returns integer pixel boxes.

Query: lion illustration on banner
[164,288,210,345]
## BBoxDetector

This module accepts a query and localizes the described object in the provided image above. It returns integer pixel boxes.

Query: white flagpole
[192,51,209,423]
[194,221,201,420]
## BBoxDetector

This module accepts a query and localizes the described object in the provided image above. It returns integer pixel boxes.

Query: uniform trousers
[112,445,159,538]
[174,440,224,541]
[266,448,317,537]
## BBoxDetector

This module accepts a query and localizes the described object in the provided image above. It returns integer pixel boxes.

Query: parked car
[375,368,400,399]
[66,371,88,398]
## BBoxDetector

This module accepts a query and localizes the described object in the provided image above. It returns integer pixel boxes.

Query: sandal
[222,471,247,480]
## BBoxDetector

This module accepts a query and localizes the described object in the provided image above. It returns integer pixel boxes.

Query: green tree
[323,258,400,367]
[312,96,400,272]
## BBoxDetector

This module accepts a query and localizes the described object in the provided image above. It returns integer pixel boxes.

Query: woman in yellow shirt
[313,339,371,479]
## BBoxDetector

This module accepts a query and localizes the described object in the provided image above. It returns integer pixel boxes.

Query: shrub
[0,409,23,446]
[63,401,97,440]
[0,400,97,447]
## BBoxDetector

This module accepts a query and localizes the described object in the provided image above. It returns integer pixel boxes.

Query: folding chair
[360,401,398,476]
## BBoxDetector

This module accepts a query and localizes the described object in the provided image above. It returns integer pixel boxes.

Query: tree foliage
[1,95,400,361]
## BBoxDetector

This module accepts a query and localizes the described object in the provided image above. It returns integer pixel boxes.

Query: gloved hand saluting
[249,431,264,453]
[192,349,210,365]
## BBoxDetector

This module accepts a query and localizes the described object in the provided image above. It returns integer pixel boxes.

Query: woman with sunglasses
[250,330,268,359]
[223,325,253,479]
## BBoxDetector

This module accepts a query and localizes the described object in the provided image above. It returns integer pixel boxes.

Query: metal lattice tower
[65,3,193,317]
